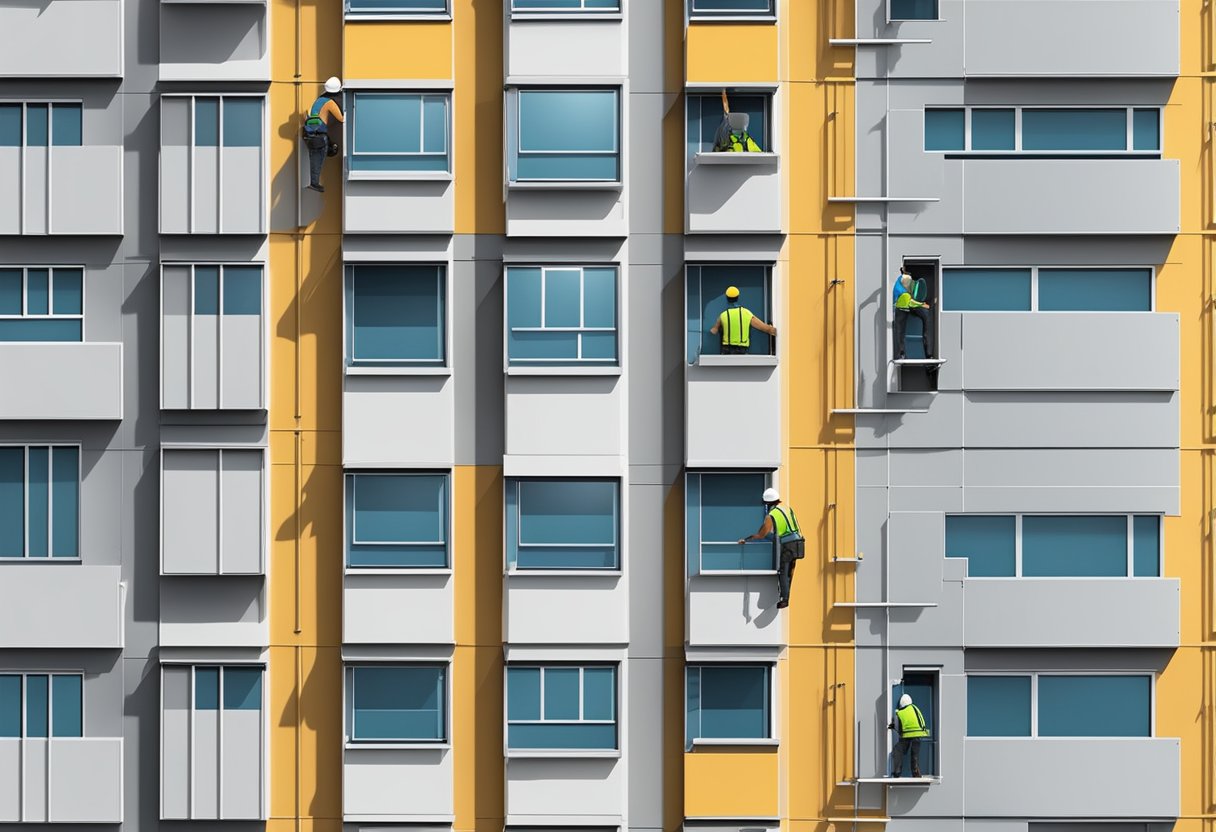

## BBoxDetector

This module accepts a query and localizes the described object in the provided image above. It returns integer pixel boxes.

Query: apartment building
[0,0,1201,832]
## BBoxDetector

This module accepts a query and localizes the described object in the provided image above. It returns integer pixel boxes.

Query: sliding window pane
[1038,268,1151,312]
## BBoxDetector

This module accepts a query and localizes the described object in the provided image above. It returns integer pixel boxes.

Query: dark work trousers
[893,306,934,359]
[777,539,804,606]
[892,737,921,776]
[304,133,328,187]
[720,344,749,355]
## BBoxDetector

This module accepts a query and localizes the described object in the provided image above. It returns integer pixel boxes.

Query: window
[161,449,264,575]
[160,95,266,235]
[162,665,265,820]
[506,266,618,367]
[689,0,774,17]
[0,267,83,341]
[890,0,937,19]
[350,93,450,174]
[508,89,620,183]
[347,0,447,15]
[967,674,1152,738]
[686,264,773,363]
[945,514,1161,578]
[687,93,770,156]
[345,264,446,367]
[506,478,619,570]
[0,674,83,738]
[686,664,772,746]
[942,267,1152,312]
[0,446,79,559]
[346,665,446,743]
[345,473,448,568]
[686,472,775,573]
[924,107,1161,154]
[512,0,620,10]
[0,103,82,148]
[507,665,617,750]
[162,264,265,410]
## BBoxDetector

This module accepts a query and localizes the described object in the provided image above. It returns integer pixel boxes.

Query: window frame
[945,513,1163,578]
[685,663,776,748]
[344,471,451,571]
[163,93,267,152]
[510,0,622,14]
[506,477,622,573]
[348,90,452,178]
[688,0,776,21]
[504,264,621,369]
[924,106,1163,156]
[685,470,778,575]
[685,262,776,364]
[0,101,84,149]
[0,444,82,561]
[0,672,85,739]
[508,87,623,185]
[965,671,1156,738]
[344,0,449,18]
[0,266,85,342]
[343,262,449,371]
[505,663,620,754]
[685,89,776,159]
[940,266,1156,313]
[159,262,268,410]
[344,663,450,746]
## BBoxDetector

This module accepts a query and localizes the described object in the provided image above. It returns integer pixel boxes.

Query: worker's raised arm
[322,99,345,123]
[738,514,774,545]
[709,316,721,336]
[750,316,777,337]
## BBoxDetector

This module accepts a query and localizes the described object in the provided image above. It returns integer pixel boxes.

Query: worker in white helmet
[737,487,804,608]
[302,76,345,192]
[888,692,928,778]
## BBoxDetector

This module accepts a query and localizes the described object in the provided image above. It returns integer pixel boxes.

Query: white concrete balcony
[0,738,123,823]
[0,343,121,420]
[0,565,122,649]
[0,146,123,235]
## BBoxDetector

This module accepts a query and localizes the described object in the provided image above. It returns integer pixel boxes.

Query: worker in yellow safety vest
[893,267,934,360]
[709,285,777,355]
[737,487,804,608]
[889,693,929,778]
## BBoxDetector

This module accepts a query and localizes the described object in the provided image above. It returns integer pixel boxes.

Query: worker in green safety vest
[889,693,929,778]
[737,487,804,609]
[709,285,777,355]
[893,266,934,361]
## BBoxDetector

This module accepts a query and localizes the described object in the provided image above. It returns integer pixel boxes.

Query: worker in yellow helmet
[709,285,777,355]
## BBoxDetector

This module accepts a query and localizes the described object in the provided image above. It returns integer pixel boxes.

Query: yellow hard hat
[725,286,740,300]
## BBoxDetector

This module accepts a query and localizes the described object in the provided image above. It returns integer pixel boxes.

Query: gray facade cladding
[850,0,1182,828]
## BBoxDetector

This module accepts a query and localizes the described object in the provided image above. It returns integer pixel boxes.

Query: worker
[713,112,763,152]
[889,693,929,778]
[892,267,934,361]
[709,286,777,355]
[302,77,345,193]
[737,487,803,609]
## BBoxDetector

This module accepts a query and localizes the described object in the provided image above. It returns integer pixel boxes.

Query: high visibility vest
[895,290,926,310]
[715,130,762,153]
[768,506,803,544]
[719,307,754,347]
[304,96,330,135]
[896,704,929,738]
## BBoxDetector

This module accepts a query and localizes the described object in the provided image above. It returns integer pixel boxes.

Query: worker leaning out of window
[737,488,803,609]
[709,286,777,355]
[302,76,345,193]
[892,266,935,361]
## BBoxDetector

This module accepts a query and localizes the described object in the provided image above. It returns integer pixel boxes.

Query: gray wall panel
[959,314,1179,392]
[221,148,264,234]
[162,449,220,574]
[0,0,122,77]
[963,393,1179,448]
[221,709,262,819]
[162,266,191,409]
[220,450,263,574]
[160,98,190,235]
[193,710,218,819]
[888,512,944,604]
[161,667,190,820]
[0,742,17,821]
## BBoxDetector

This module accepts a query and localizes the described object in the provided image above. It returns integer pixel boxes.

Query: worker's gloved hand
[327,142,340,158]
[737,538,748,545]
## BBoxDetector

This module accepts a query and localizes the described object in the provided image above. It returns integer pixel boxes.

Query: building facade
[0,1,1203,832]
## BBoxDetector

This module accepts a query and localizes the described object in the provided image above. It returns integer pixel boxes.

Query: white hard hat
[762,487,780,503]
[324,76,342,94]
[899,693,912,708]
[727,112,750,131]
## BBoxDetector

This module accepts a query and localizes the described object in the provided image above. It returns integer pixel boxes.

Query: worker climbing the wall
[302,77,345,193]
[737,488,803,609]
[889,692,929,777]
[892,266,935,361]
[713,90,763,152]
[709,285,777,355]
